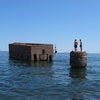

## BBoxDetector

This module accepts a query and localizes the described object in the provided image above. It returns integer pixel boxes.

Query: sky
[0,0,100,53]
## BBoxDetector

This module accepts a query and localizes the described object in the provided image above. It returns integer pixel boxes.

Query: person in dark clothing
[74,39,78,51]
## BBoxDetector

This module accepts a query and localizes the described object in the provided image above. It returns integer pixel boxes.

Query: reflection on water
[68,68,87,100]
[9,60,54,76]
[72,99,83,100]
[69,67,87,79]
[9,60,53,67]
[27,61,53,67]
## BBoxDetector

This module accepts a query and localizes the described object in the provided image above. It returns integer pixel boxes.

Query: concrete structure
[70,51,87,68]
[9,43,53,61]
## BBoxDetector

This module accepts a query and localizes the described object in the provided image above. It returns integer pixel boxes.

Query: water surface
[0,52,100,100]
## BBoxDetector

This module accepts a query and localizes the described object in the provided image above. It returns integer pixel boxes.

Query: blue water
[0,51,100,100]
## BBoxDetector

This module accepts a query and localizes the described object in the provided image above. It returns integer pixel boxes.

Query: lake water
[0,51,100,100]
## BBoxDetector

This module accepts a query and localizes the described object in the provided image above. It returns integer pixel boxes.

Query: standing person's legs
[76,47,77,51]
[74,46,75,51]
[75,45,77,51]
[80,45,82,51]
[81,46,82,51]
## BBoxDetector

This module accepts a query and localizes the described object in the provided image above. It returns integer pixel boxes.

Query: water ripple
[0,52,100,100]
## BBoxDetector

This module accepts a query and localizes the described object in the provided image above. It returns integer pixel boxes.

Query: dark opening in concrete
[34,54,37,61]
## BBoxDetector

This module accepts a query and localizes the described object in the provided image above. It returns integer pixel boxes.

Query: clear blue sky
[0,0,100,53]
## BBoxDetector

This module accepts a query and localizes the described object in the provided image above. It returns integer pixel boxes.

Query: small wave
[20,72,54,76]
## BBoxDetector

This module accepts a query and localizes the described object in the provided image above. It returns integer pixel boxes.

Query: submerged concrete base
[70,51,87,68]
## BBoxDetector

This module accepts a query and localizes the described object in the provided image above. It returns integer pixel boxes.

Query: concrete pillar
[70,51,87,68]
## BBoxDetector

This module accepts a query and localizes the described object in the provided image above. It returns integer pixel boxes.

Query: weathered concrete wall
[31,45,53,61]
[9,43,53,61]
[9,44,31,61]
[70,51,87,67]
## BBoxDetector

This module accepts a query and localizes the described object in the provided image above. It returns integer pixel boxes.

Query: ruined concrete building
[9,43,53,61]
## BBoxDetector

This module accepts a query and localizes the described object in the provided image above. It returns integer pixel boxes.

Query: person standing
[74,39,78,51]
[54,45,57,53]
[80,39,82,52]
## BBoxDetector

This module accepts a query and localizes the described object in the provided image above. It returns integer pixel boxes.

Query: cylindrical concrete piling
[70,51,87,68]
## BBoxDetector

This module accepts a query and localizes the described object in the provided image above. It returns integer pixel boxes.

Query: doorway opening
[34,54,37,61]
